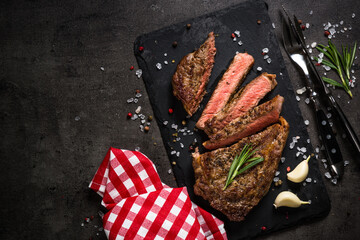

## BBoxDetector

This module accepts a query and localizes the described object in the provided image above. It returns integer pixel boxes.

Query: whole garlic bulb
[273,191,310,209]
[287,156,311,183]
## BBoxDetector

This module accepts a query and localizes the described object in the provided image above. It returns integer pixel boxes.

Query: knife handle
[327,95,360,154]
[316,109,344,178]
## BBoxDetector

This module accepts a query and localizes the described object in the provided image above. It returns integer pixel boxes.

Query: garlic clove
[287,155,311,183]
[273,191,310,209]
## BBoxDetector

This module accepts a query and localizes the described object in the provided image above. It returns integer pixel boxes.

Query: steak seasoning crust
[193,117,289,221]
[172,32,216,116]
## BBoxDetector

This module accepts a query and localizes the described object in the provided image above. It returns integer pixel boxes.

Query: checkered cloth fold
[89,147,227,240]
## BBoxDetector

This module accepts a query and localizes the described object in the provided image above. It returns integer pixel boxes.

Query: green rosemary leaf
[223,144,263,190]
[322,77,343,88]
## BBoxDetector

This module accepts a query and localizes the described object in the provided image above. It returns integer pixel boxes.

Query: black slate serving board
[134,0,330,239]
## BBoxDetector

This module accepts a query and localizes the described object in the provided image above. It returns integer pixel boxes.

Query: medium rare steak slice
[203,95,284,150]
[204,73,277,135]
[195,52,254,129]
[193,117,289,221]
[172,32,216,116]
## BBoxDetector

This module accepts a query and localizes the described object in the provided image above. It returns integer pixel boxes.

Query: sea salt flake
[234,30,240,37]
[233,37,237,42]
[331,178,338,185]
[257,66,262,71]
[127,98,134,103]
[163,121,168,126]
[131,114,138,120]
[266,58,272,64]
[140,119,145,124]
[300,147,307,153]
[306,23,310,29]
[323,65,331,71]
[324,22,331,30]
[329,28,336,35]
[238,40,243,46]
[324,172,331,179]
[135,106,141,114]
[264,55,269,60]
[262,48,269,53]
[133,98,138,103]
[318,52,324,58]
[135,69,142,78]
[156,63,162,70]
[306,177,312,183]
[296,87,307,95]
[171,124,178,130]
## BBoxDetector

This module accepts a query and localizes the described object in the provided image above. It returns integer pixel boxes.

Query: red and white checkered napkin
[89,147,227,240]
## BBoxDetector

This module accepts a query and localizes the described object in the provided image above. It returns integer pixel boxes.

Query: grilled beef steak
[203,95,284,150]
[204,73,277,135]
[193,117,289,221]
[196,52,254,129]
[172,32,216,116]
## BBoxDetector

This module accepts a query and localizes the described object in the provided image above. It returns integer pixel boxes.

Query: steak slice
[203,95,284,150]
[193,117,289,221]
[204,73,277,136]
[172,32,216,116]
[195,52,254,129]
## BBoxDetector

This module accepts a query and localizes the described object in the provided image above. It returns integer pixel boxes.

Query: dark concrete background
[1,0,359,239]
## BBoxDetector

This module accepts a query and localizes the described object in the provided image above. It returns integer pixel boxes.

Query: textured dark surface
[0,0,359,239]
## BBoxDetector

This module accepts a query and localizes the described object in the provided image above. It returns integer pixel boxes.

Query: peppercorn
[301,25,306,30]
[257,20,261,25]
[144,126,150,132]
[148,115,153,121]
[168,108,173,114]
[172,41,178,48]
[315,63,321,66]
[139,46,144,52]
[127,112,132,118]
[261,226,266,231]
[182,120,186,126]
[231,33,235,38]
[324,30,330,36]
[130,66,134,70]
[287,166,291,172]
[186,23,191,29]
[298,19,302,24]
[135,89,140,94]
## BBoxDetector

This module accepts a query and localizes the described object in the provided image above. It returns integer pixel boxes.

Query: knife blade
[282,7,344,178]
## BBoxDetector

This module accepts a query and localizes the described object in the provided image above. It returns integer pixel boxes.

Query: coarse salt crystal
[264,55,269,60]
[176,152,180,157]
[306,177,312,183]
[164,53,167,56]
[296,87,307,95]
[163,121,168,126]
[131,114,138,120]
[281,157,286,163]
[141,119,145,124]
[135,106,141,114]
[296,152,301,157]
[135,69,142,78]
[324,163,328,169]
[164,60,168,65]
[308,48,312,53]
[305,98,310,104]
[238,40,243,46]
[257,66,262,71]
[100,67,105,71]
[272,23,276,29]
[266,58,272,64]
[234,30,240,37]
[275,171,280,176]
[168,169,172,174]
[315,147,320,153]
[133,98,138,103]
[331,178,338,185]
[296,95,300,101]
[352,13,355,18]
[324,172,331,179]
[156,63,162,70]
[310,10,313,15]
[304,120,309,125]
[329,28,336,35]
[306,23,310,29]
[344,160,350,166]
[171,150,176,155]
[290,141,295,149]
[180,143,184,148]
[135,147,141,151]
[262,48,269,53]
[300,147,307,153]
[273,177,279,182]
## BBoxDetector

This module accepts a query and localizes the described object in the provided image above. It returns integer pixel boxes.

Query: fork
[282,14,344,179]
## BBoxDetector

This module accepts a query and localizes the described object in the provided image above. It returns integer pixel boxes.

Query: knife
[282,7,344,178]
[292,13,360,156]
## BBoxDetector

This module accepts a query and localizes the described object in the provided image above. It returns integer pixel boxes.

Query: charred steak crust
[193,117,290,221]
[204,73,277,136]
[196,52,254,129]
[203,95,284,150]
[172,32,216,116]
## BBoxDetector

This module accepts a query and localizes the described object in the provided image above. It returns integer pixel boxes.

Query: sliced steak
[172,32,216,116]
[203,95,284,150]
[204,73,277,135]
[195,52,254,129]
[193,117,289,221]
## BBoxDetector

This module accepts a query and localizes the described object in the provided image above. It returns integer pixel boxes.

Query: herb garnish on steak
[193,117,289,221]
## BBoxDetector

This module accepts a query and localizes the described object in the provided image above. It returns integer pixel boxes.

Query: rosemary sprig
[223,144,264,190]
[314,40,357,98]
